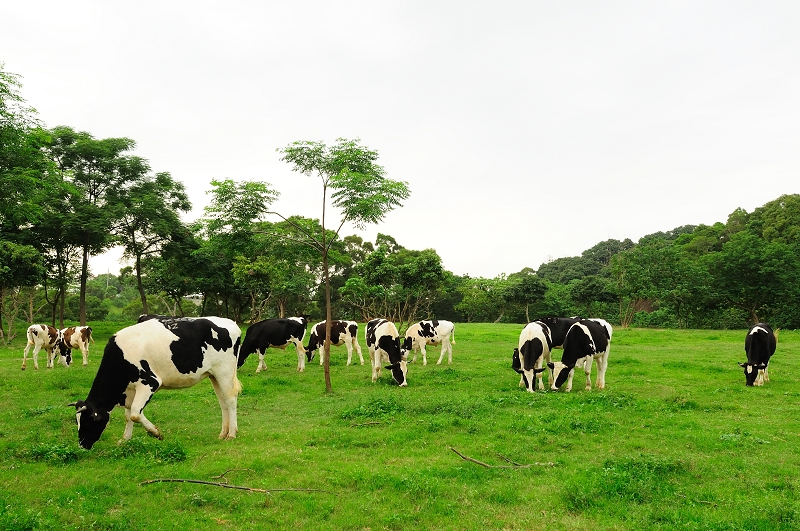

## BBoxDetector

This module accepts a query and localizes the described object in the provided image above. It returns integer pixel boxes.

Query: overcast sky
[3,1,799,278]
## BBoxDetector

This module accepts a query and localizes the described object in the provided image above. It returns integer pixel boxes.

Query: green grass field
[1,322,799,530]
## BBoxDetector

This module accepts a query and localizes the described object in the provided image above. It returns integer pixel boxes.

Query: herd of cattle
[18,315,778,449]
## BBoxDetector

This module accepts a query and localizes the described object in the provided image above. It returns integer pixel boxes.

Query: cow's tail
[451,327,455,344]
[88,326,95,344]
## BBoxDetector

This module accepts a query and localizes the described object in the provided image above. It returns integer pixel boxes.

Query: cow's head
[739,362,767,386]
[385,360,408,387]
[399,336,413,359]
[547,361,574,390]
[70,400,111,449]
[305,348,316,362]
[55,336,72,367]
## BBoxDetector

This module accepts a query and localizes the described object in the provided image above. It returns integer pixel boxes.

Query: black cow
[740,323,778,386]
[365,318,407,386]
[305,320,363,365]
[547,319,610,391]
[239,317,309,373]
[70,316,242,449]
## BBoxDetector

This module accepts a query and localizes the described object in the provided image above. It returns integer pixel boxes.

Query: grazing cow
[70,316,241,449]
[305,320,364,365]
[512,321,552,392]
[21,324,71,370]
[740,323,778,386]
[365,318,407,386]
[547,319,610,391]
[401,320,456,365]
[239,317,309,373]
[57,326,95,366]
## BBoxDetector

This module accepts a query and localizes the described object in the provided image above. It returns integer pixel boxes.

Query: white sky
[3,1,799,278]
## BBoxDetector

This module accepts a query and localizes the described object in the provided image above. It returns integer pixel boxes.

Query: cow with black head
[739,323,777,386]
[366,318,407,386]
[70,316,241,449]
[512,321,552,392]
[547,319,610,392]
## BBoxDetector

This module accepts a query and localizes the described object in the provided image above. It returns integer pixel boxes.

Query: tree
[111,171,191,314]
[277,138,410,393]
[47,126,151,325]
[506,269,548,322]
[0,241,45,343]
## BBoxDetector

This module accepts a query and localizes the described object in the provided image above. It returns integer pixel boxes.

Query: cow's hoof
[21,367,25,371]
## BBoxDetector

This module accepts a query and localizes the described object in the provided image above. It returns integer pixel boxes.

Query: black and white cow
[512,321,552,392]
[740,323,778,386]
[401,319,456,365]
[22,324,71,370]
[547,319,610,392]
[534,317,580,349]
[239,317,309,373]
[70,316,242,449]
[365,318,407,386]
[305,320,364,365]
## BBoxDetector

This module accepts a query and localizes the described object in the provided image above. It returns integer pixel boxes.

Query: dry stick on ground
[140,470,331,494]
[350,421,382,427]
[449,447,555,468]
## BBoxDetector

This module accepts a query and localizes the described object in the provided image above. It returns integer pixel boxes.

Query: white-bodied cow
[305,320,364,365]
[511,321,552,392]
[70,316,242,449]
[57,326,95,366]
[401,319,456,365]
[22,324,71,370]
[365,318,407,386]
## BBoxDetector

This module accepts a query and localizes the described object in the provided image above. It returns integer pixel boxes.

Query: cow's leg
[345,340,354,366]
[319,346,325,365]
[22,342,35,370]
[764,364,770,382]
[209,375,238,439]
[32,344,43,370]
[128,383,163,440]
[294,340,306,372]
[584,357,593,391]
[420,343,428,366]
[80,345,89,366]
[45,346,56,368]
[121,394,136,443]
[354,338,364,365]
[255,349,267,373]
[370,348,380,382]
[436,339,450,365]
[565,368,575,392]
[595,353,609,390]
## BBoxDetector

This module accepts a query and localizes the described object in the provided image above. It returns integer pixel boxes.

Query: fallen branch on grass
[351,421,383,427]
[449,447,555,468]
[140,477,330,494]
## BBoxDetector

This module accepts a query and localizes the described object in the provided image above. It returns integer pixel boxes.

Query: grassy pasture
[1,322,799,530]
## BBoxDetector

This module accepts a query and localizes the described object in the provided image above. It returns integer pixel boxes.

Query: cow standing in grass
[401,319,456,365]
[238,317,309,373]
[366,318,407,386]
[740,323,778,386]
[305,320,363,365]
[70,316,242,449]
[548,319,610,391]
[22,324,71,370]
[57,326,94,367]
[512,321,552,392]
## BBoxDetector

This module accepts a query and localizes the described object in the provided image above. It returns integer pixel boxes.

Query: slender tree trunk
[80,242,89,325]
[321,180,332,393]
[136,254,149,315]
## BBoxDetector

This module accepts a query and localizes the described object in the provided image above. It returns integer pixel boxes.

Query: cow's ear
[534,368,546,374]
[385,363,399,370]
[738,362,747,368]
[547,362,555,370]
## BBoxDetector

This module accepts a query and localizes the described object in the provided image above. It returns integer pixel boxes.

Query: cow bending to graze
[740,323,778,386]
[547,319,610,392]
[70,316,242,449]
[22,324,71,370]
[512,321,552,392]
[239,317,309,373]
[305,320,363,365]
[401,320,456,365]
[366,318,407,386]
